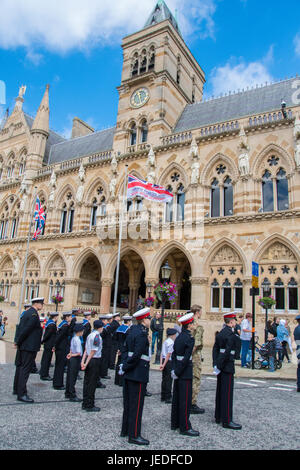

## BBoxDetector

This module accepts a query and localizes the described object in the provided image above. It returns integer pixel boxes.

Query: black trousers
[100,347,109,377]
[121,379,146,438]
[110,341,118,368]
[53,348,67,388]
[114,353,123,386]
[13,349,21,394]
[215,371,234,424]
[66,356,81,397]
[161,361,172,400]
[17,350,36,398]
[40,347,53,378]
[82,358,101,409]
[280,341,290,361]
[171,378,192,432]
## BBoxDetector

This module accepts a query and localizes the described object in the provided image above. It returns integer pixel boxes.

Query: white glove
[213,366,221,376]
[118,364,125,376]
[171,370,178,380]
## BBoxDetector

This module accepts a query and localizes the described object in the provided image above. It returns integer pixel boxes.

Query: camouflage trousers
[192,352,202,405]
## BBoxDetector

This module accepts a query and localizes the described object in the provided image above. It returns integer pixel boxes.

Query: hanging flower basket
[51,294,64,305]
[154,282,178,307]
[144,296,155,307]
[258,296,276,309]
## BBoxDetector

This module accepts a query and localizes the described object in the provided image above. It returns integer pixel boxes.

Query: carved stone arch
[0,254,13,271]
[43,250,67,277]
[105,245,148,280]
[18,146,28,159]
[158,161,188,190]
[254,234,300,265]
[252,143,294,177]
[55,183,76,208]
[150,240,194,279]
[21,252,41,275]
[84,177,108,203]
[200,153,239,186]
[73,247,103,279]
[203,238,248,276]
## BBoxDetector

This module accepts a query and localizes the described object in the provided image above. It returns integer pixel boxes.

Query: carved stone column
[190,277,209,319]
[100,278,113,314]
[63,278,79,311]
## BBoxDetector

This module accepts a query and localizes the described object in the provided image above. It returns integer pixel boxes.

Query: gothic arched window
[140,50,147,74]
[148,46,155,71]
[211,178,220,218]
[288,278,298,311]
[130,123,137,146]
[141,120,148,143]
[223,176,233,216]
[276,168,289,211]
[211,279,220,310]
[262,170,274,212]
[60,193,75,234]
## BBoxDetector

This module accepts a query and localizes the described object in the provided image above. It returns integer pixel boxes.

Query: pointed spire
[13,85,27,113]
[31,84,49,134]
[144,1,181,35]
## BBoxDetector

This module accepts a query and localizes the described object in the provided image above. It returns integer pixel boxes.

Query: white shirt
[85,330,102,358]
[161,337,174,360]
[240,319,252,341]
[70,335,83,356]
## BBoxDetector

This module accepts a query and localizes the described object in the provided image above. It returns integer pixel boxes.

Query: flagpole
[17,186,38,320]
[113,165,128,314]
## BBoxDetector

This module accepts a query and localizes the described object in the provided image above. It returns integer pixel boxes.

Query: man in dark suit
[294,314,300,392]
[15,298,44,403]
[120,308,151,446]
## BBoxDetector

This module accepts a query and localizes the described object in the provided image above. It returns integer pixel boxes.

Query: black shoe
[215,419,221,424]
[190,404,205,414]
[40,376,52,381]
[171,426,179,431]
[85,407,100,412]
[165,399,172,404]
[96,383,106,389]
[180,429,199,437]
[120,431,128,437]
[70,397,82,402]
[31,369,39,374]
[297,388,300,393]
[145,391,152,397]
[12,391,17,395]
[17,395,34,403]
[53,386,65,390]
[128,436,149,446]
[109,366,115,370]
[222,421,242,430]
[102,376,111,380]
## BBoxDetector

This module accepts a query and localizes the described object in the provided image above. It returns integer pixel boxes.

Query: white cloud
[209,50,274,97]
[294,33,300,57]
[0,0,217,55]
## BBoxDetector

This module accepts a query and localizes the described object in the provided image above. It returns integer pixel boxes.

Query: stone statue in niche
[238,127,250,177]
[76,163,85,205]
[111,153,118,175]
[189,137,199,159]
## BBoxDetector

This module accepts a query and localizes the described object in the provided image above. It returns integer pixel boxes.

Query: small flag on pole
[33,196,46,240]
[127,174,173,203]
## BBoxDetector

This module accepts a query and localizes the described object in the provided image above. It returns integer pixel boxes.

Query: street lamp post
[154,261,171,365]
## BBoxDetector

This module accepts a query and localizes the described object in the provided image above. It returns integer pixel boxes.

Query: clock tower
[113,0,206,154]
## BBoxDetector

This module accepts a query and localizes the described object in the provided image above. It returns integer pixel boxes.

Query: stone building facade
[0,1,300,342]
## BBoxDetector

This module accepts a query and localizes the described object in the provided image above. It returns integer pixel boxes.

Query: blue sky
[0,0,299,138]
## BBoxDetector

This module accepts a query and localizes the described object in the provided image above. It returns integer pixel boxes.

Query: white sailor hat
[133,307,151,320]
[62,311,73,317]
[178,312,194,326]
[112,312,121,317]
[31,297,44,304]
[106,314,113,319]
[24,303,32,309]
[49,311,59,317]
[123,315,132,321]
[83,311,92,316]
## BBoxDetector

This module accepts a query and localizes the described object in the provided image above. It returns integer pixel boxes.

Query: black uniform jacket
[213,326,239,374]
[122,324,150,384]
[101,320,120,348]
[83,321,91,345]
[16,307,42,352]
[42,321,57,349]
[172,328,194,380]
[54,321,70,352]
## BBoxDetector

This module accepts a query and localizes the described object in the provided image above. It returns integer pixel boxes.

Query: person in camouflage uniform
[190,305,205,415]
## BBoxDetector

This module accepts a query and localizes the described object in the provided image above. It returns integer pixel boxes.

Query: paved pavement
[0,360,299,450]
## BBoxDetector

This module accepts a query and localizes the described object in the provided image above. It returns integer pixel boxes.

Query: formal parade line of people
[12,298,300,446]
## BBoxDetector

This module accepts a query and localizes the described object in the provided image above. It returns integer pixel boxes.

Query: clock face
[130,88,150,108]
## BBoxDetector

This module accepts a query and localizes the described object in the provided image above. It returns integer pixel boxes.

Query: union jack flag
[127,175,173,203]
[33,196,46,240]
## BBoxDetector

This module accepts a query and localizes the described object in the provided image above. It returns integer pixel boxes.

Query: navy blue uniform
[294,324,300,390]
[40,319,57,379]
[171,328,194,432]
[100,321,119,378]
[53,320,69,388]
[213,326,239,424]
[121,324,150,439]
[114,324,130,386]
[15,307,42,398]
